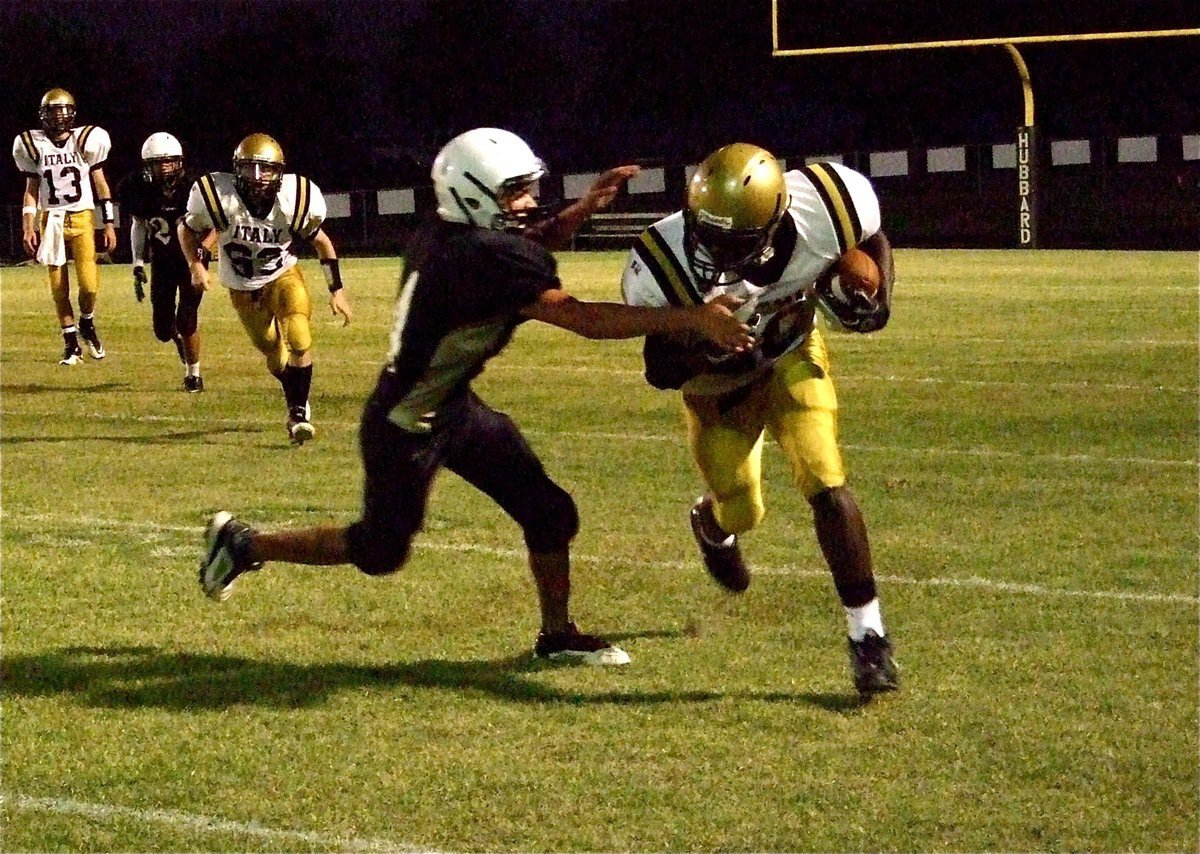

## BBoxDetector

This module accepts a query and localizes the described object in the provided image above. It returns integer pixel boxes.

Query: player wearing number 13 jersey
[179,133,353,444]
[12,88,117,365]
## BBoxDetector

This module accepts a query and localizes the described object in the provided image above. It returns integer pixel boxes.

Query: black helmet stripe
[449,187,478,226]
[463,171,498,202]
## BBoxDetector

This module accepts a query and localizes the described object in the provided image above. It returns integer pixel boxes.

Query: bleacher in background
[2,133,1196,261]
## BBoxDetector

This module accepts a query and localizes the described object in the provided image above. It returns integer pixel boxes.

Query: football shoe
[689,497,750,592]
[848,630,899,695]
[535,622,630,666]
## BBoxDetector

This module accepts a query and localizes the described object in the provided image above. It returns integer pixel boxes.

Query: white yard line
[0,410,1194,467]
[6,793,432,853]
[8,512,1197,606]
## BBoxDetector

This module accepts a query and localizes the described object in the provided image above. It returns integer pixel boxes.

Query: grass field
[1,249,1197,852]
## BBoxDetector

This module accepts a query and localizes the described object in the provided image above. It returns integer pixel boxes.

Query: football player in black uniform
[199,128,752,665]
[117,132,206,391]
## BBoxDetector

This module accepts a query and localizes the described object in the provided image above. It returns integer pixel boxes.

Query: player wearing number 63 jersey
[621,143,900,695]
[12,88,117,366]
[179,133,353,444]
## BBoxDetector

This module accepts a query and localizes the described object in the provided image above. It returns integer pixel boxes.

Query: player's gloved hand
[133,265,147,302]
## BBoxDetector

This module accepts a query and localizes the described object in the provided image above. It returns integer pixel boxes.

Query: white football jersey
[12,125,111,213]
[621,162,880,394]
[183,171,326,290]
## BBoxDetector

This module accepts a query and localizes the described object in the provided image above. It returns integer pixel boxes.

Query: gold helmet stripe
[635,225,704,307]
[800,163,862,254]
[289,175,312,237]
[19,131,38,164]
[197,173,230,232]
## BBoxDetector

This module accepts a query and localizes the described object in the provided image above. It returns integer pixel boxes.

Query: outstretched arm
[524,165,641,250]
[521,288,751,350]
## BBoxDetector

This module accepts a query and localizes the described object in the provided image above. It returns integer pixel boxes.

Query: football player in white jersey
[621,143,899,695]
[178,133,353,443]
[12,88,117,365]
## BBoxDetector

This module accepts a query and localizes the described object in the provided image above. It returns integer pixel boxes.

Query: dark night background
[3,0,1197,195]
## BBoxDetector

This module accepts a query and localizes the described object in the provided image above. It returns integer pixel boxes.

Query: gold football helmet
[39,88,76,137]
[233,133,286,215]
[684,143,788,287]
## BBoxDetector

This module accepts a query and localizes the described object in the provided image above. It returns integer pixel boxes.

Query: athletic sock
[845,597,885,642]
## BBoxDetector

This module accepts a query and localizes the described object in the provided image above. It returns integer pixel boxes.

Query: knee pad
[279,313,312,357]
[523,485,579,553]
[346,521,412,577]
[712,491,765,536]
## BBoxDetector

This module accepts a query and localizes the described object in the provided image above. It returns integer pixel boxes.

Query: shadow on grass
[1,644,868,713]
[0,427,255,445]
[1,382,133,395]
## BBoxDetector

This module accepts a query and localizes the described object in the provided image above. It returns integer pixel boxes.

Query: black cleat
[287,405,315,445]
[689,497,750,592]
[199,511,262,602]
[849,630,899,695]
[534,622,630,666]
[59,343,83,365]
[183,375,204,393]
[78,317,106,359]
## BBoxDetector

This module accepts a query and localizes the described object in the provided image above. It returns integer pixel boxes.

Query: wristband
[196,247,212,269]
[99,198,114,224]
[321,258,344,293]
[134,260,145,269]
[22,205,37,217]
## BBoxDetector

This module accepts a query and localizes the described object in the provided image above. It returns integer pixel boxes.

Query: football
[830,247,881,300]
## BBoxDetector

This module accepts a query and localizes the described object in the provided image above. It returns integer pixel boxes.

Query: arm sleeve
[130,217,148,263]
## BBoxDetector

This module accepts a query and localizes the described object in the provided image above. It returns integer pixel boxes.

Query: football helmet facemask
[141,132,185,192]
[684,143,788,288]
[233,133,286,216]
[431,128,553,232]
[39,88,76,138]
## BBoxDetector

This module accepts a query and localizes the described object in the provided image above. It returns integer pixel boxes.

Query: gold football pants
[227,265,313,375]
[43,209,99,321]
[682,328,845,535]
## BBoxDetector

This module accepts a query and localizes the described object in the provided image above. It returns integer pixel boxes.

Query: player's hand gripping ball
[826,247,880,303]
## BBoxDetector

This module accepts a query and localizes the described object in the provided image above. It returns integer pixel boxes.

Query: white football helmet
[141,132,185,189]
[431,128,549,230]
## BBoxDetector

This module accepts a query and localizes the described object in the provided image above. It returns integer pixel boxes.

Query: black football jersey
[372,220,559,431]
[117,171,193,269]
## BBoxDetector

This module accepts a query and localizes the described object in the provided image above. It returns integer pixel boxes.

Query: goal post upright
[769,0,1200,249]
